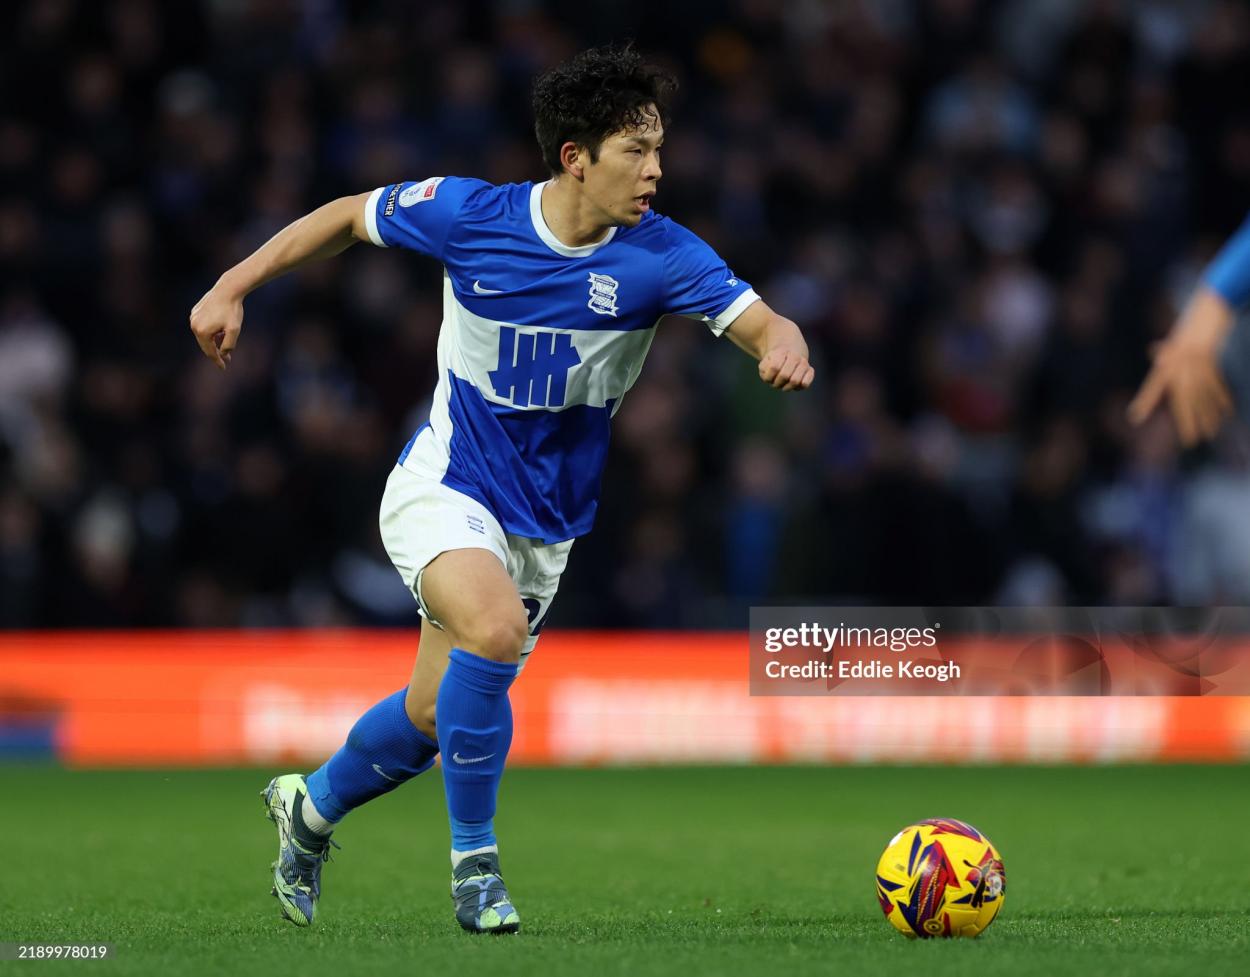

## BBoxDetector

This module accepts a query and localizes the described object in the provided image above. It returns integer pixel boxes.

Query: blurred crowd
[5,0,1250,629]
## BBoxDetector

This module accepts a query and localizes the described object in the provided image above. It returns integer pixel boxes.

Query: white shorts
[378,464,574,668]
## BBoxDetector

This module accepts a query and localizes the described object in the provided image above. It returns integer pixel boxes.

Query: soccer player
[189,45,813,934]
[1130,213,1250,444]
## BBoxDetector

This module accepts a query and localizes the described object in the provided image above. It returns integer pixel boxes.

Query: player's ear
[560,141,585,181]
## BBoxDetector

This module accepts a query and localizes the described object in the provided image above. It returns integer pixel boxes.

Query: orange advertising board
[0,631,1246,765]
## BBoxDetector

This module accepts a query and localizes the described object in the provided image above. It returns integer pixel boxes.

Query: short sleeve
[363,176,487,261]
[661,220,760,336]
[1205,212,1250,309]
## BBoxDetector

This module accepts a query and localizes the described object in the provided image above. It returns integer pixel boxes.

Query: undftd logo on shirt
[489,327,582,408]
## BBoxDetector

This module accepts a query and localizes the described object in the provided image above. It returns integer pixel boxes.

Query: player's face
[586,107,663,227]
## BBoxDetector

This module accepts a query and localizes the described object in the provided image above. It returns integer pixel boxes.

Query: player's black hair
[532,43,677,175]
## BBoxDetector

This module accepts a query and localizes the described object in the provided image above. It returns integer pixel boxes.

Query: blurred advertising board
[1,630,1247,766]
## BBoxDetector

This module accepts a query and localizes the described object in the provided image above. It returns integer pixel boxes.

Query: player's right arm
[1129,214,1250,444]
[189,192,373,369]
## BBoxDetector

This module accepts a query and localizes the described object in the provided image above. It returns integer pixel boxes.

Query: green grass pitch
[3,764,1246,976]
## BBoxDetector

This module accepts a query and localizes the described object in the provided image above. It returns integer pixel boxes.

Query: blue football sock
[436,648,518,852]
[305,687,439,824]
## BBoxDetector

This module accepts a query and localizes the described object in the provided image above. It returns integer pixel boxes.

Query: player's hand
[189,283,244,370]
[759,347,815,391]
[1128,337,1232,446]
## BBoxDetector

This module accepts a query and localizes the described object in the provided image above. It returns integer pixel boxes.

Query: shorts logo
[488,326,581,408]
[383,185,401,217]
[587,272,619,317]
[466,514,486,535]
[400,176,444,207]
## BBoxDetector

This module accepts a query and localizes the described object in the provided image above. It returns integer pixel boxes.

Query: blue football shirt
[364,177,760,543]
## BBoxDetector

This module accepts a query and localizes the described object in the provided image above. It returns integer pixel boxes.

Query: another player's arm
[189,192,374,369]
[723,298,815,391]
[1129,215,1250,444]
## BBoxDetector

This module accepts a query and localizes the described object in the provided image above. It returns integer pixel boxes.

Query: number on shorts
[521,598,550,637]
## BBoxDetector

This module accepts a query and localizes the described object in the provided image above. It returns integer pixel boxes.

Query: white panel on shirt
[445,287,658,413]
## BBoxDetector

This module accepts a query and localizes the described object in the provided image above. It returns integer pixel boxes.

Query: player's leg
[262,621,442,927]
[301,623,444,825]
[404,614,452,738]
[260,467,461,927]
[418,546,530,934]
[418,533,572,934]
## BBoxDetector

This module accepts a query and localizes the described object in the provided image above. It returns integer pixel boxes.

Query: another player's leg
[417,547,529,934]
[262,619,445,926]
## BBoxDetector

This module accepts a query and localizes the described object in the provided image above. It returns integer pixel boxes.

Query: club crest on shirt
[587,272,619,317]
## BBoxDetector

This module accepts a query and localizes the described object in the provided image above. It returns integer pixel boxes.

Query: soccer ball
[874,818,1006,938]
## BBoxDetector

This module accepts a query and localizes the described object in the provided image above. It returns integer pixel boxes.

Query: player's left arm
[723,298,815,392]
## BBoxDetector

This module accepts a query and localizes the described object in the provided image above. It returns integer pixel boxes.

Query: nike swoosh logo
[473,281,504,295]
[372,763,401,782]
[452,752,496,765]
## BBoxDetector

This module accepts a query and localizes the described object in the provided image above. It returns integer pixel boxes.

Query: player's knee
[456,610,528,664]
